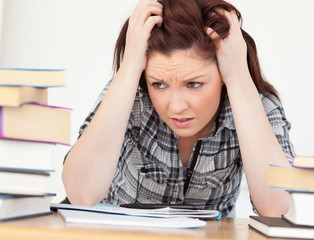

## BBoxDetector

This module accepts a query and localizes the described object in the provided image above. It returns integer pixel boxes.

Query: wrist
[223,65,252,91]
[118,59,144,82]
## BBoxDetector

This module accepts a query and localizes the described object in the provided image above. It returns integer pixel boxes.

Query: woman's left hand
[206,10,292,217]
[205,10,248,86]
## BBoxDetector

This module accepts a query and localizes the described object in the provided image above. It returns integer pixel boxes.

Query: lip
[171,118,194,128]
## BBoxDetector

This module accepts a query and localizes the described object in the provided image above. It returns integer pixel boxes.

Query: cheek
[200,81,222,110]
[148,89,165,114]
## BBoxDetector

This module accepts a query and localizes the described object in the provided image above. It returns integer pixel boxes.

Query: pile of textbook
[249,156,314,239]
[0,67,71,221]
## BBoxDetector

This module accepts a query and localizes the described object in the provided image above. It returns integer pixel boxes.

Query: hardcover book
[0,67,66,87]
[0,86,48,107]
[268,164,314,192]
[0,139,54,171]
[0,167,51,196]
[249,215,314,239]
[292,156,314,169]
[0,103,71,145]
[0,193,55,221]
[283,191,314,227]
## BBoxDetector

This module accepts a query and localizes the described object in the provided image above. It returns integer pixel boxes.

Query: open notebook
[51,203,221,218]
[58,209,207,229]
[51,203,221,229]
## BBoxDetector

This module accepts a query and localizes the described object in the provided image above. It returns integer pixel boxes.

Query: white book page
[51,203,220,219]
[58,209,206,229]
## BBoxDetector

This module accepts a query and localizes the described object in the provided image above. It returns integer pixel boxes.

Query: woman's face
[146,49,223,140]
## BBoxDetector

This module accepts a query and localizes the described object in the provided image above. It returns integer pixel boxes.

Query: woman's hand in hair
[205,10,248,87]
[123,0,163,75]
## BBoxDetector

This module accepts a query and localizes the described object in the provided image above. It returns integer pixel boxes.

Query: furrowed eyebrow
[146,76,162,81]
[182,73,208,83]
[146,73,208,83]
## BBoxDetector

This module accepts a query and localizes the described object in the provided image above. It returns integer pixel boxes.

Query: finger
[132,4,163,27]
[229,10,239,22]
[225,10,241,29]
[144,15,163,32]
[134,0,163,16]
[134,0,162,11]
[205,27,219,40]
[214,8,227,17]
[205,27,222,47]
[214,8,241,31]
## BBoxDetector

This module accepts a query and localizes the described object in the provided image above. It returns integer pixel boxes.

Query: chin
[172,129,197,138]
[172,126,210,140]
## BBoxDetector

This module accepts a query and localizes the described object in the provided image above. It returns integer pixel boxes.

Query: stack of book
[249,156,314,239]
[0,67,71,221]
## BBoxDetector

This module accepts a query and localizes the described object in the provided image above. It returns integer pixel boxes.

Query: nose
[168,90,188,114]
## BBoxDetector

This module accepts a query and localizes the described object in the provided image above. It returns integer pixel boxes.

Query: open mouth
[171,118,193,128]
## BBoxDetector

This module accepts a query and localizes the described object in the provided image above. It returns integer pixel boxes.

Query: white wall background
[0,0,313,218]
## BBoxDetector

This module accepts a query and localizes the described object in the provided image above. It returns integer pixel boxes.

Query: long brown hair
[113,0,279,100]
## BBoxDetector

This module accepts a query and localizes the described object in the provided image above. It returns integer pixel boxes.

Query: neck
[177,136,200,167]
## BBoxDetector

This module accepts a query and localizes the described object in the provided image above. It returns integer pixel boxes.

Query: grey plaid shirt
[75,81,295,217]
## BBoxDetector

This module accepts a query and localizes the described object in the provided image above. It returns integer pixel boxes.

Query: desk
[0,213,288,240]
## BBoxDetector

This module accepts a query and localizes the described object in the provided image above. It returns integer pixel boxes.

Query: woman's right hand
[62,0,163,205]
[122,0,163,74]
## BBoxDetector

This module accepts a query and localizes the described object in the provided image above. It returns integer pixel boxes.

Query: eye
[187,82,203,88]
[152,82,167,89]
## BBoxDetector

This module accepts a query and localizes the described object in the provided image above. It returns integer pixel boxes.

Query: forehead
[146,50,216,78]
[148,49,210,65]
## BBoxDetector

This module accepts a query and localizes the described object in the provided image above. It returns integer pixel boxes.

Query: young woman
[62,0,295,217]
